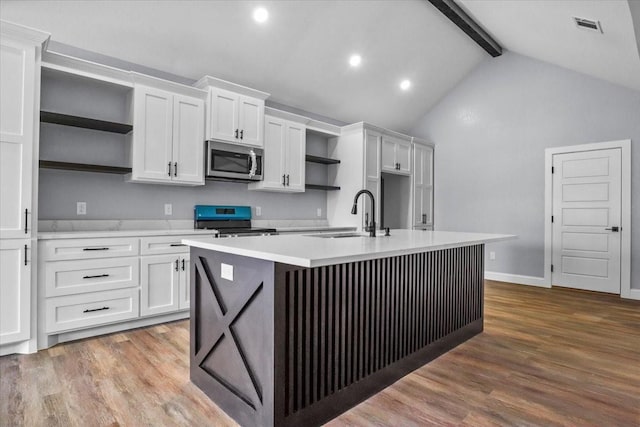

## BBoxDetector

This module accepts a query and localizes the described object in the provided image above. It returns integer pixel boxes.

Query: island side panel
[190,247,275,427]
[273,244,485,427]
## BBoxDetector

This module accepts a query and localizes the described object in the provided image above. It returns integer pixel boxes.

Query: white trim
[42,51,134,88]
[194,75,270,99]
[0,20,50,47]
[544,139,632,299]
[484,271,548,288]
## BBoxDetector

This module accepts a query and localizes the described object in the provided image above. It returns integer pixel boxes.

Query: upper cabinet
[128,77,205,186]
[381,135,412,175]
[248,115,305,192]
[195,76,269,148]
[413,140,434,229]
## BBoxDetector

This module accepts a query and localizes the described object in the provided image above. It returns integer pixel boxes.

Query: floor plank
[1,281,639,426]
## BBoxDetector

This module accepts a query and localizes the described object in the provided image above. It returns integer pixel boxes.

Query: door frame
[544,139,633,299]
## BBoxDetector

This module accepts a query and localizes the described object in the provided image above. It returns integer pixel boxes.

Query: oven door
[206,141,263,180]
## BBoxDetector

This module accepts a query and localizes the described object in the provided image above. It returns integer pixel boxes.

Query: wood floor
[2,281,639,426]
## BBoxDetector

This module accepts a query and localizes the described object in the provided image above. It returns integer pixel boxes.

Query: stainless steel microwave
[206,141,263,181]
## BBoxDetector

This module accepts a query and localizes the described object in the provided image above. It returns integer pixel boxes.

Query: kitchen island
[183,230,513,427]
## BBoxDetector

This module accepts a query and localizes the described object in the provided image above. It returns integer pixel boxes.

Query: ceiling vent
[573,17,603,33]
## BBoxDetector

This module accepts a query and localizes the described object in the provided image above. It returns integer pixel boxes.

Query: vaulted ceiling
[1,1,639,133]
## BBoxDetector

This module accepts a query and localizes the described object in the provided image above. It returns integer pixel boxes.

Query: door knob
[605,226,620,232]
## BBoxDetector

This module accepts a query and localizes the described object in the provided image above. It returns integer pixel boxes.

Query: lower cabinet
[140,253,190,316]
[0,239,31,345]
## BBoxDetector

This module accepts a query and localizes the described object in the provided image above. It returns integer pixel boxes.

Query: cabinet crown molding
[0,20,50,48]
[194,75,270,100]
[339,122,412,141]
[132,72,207,99]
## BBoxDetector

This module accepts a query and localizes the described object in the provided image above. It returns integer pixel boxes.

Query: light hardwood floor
[1,281,639,426]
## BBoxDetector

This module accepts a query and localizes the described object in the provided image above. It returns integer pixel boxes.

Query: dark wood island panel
[190,244,484,427]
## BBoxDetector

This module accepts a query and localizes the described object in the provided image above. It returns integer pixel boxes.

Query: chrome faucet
[351,189,376,237]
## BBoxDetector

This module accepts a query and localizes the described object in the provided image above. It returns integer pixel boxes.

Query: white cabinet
[195,76,270,148]
[129,84,205,185]
[140,254,189,316]
[381,135,412,175]
[0,240,31,345]
[249,116,306,192]
[413,142,434,229]
[0,35,36,239]
[363,129,382,228]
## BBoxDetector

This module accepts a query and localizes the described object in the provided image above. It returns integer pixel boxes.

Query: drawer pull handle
[83,306,109,313]
[83,274,110,279]
[170,243,186,247]
[83,247,110,251]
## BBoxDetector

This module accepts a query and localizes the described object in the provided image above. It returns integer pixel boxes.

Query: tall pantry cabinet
[0,21,50,355]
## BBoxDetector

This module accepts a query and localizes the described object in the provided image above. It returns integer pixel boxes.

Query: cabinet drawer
[45,257,139,297]
[139,235,193,255]
[42,237,139,261]
[45,288,139,333]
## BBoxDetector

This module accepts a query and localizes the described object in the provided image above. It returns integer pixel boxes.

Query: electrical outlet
[77,202,87,215]
[489,251,496,260]
[255,206,262,216]
[317,208,322,217]
[221,263,234,281]
[164,203,172,216]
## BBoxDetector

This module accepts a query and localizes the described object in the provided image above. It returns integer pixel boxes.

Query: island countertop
[183,229,515,267]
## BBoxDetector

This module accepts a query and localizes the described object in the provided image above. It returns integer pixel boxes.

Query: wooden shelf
[305,184,340,191]
[305,155,340,165]
[40,160,132,175]
[41,111,133,134]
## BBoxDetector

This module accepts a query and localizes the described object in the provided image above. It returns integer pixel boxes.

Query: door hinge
[551,264,554,273]
[551,166,555,174]
[551,215,554,223]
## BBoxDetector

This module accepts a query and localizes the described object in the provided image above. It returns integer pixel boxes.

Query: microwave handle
[248,149,257,178]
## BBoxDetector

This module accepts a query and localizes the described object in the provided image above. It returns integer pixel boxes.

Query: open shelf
[40,160,132,175]
[41,111,133,134]
[305,184,341,191]
[305,154,340,165]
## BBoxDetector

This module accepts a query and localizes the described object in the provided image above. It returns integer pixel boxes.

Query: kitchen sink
[308,232,366,238]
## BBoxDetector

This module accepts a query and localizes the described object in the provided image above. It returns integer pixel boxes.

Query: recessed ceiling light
[253,7,269,23]
[349,54,362,67]
[400,79,411,91]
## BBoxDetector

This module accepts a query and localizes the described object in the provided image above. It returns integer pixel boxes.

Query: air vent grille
[573,17,602,33]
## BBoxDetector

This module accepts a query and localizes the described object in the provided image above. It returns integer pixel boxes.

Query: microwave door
[210,150,250,178]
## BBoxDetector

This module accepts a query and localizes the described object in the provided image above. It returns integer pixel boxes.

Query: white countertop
[183,230,516,267]
[38,228,218,240]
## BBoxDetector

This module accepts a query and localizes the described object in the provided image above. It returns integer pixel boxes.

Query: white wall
[411,51,640,287]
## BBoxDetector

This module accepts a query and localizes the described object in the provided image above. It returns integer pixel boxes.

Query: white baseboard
[484,271,549,288]
[624,288,640,301]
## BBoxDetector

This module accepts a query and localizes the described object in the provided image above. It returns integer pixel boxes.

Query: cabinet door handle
[24,244,28,266]
[168,162,172,177]
[235,129,239,139]
[174,162,178,177]
[24,209,29,234]
[422,214,427,224]
[83,247,109,251]
[83,274,110,279]
[282,174,286,186]
[175,259,180,272]
[286,174,290,186]
[83,306,109,313]
[170,243,186,247]
[181,259,185,271]
[240,130,244,140]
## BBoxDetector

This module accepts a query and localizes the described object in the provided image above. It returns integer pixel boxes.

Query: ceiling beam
[428,0,502,57]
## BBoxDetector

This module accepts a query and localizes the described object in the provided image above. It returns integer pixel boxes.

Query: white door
[381,136,397,172]
[285,122,305,192]
[262,116,287,189]
[132,86,173,182]
[140,255,180,316]
[413,144,433,228]
[238,95,264,147]
[364,129,381,228]
[0,239,31,344]
[552,148,621,293]
[172,94,204,184]
[0,39,35,239]
[209,88,238,143]
[396,140,412,175]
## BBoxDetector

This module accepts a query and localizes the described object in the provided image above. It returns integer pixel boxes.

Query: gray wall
[39,70,328,221]
[411,51,640,287]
